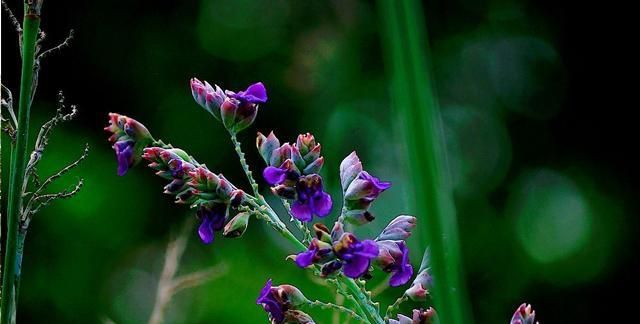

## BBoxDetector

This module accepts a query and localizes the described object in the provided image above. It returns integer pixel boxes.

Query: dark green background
[1,0,636,323]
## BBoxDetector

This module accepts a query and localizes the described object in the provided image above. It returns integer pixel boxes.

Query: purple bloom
[510,303,538,324]
[290,175,332,221]
[375,240,413,286]
[197,203,227,244]
[293,238,333,268]
[339,152,392,225]
[257,279,285,324]
[229,82,268,104]
[114,140,134,176]
[105,113,153,176]
[333,233,379,278]
[389,242,413,287]
[256,279,308,324]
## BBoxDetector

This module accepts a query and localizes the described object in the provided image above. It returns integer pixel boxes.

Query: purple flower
[114,140,134,176]
[293,238,333,268]
[510,303,538,324]
[191,80,266,133]
[375,240,413,287]
[339,152,391,224]
[105,113,154,176]
[290,174,332,221]
[257,279,308,324]
[197,202,227,244]
[257,279,285,324]
[333,233,379,278]
[229,82,268,104]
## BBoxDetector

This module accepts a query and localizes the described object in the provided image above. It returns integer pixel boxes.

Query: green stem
[378,0,471,323]
[1,2,42,322]
[384,294,408,321]
[306,300,366,323]
[341,276,384,324]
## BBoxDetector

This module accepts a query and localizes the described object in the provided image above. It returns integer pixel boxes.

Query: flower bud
[223,212,250,238]
[339,151,363,190]
[220,82,267,133]
[312,223,332,243]
[377,215,417,241]
[105,113,154,176]
[375,240,413,287]
[257,131,280,164]
[273,284,309,307]
[510,303,538,324]
[190,78,226,120]
[296,133,316,156]
[413,307,437,324]
[284,310,315,324]
[406,249,433,301]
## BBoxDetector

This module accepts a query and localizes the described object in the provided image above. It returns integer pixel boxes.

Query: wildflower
[293,225,378,279]
[105,113,154,176]
[377,215,417,241]
[191,79,267,132]
[333,233,379,278]
[257,279,309,324]
[339,152,391,224]
[510,303,538,324]
[258,132,332,221]
[196,202,227,244]
[375,240,413,287]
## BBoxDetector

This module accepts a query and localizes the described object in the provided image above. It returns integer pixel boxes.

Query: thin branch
[26,178,84,218]
[1,84,18,126]
[1,1,22,34]
[37,29,73,61]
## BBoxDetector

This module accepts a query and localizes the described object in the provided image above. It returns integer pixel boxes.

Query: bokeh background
[1,0,636,323]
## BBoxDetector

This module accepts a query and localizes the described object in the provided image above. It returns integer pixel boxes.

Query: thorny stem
[306,300,366,323]
[280,199,312,243]
[384,294,408,321]
[230,132,384,323]
[2,1,42,321]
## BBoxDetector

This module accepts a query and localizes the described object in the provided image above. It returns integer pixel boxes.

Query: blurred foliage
[1,0,635,323]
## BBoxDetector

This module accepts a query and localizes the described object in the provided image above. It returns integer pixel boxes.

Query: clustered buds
[142,146,248,244]
[256,279,312,324]
[389,307,437,324]
[339,152,391,224]
[104,113,154,176]
[510,303,539,324]
[258,132,331,221]
[191,78,267,133]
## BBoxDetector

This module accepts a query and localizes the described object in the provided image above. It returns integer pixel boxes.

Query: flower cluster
[510,303,539,324]
[141,146,247,244]
[389,307,437,324]
[292,215,415,286]
[256,279,312,324]
[340,152,391,224]
[257,132,331,221]
[104,113,154,176]
[191,78,267,133]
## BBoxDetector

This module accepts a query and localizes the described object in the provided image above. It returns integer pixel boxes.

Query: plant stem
[378,0,471,323]
[2,2,42,322]
[306,300,366,323]
[384,294,408,321]
[341,276,384,324]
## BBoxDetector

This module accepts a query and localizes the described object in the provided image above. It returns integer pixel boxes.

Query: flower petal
[263,166,287,185]
[291,200,313,222]
[198,218,215,244]
[312,192,332,217]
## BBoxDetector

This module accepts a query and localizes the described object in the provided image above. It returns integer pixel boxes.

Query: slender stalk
[2,2,42,321]
[306,300,366,323]
[341,276,384,324]
[384,294,408,321]
[378,0,471,323]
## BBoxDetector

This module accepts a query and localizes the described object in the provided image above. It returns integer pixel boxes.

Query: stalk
[1,1,43,322]
[378,0,471,323]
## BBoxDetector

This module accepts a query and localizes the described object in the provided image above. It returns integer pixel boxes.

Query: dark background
[2,0,637,322]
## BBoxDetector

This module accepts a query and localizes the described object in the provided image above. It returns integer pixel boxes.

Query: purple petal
[198,218,215,244]
[343,255,371,278]
[358,240,380,258]
[263,166,286,185]
[360,171,392,190]
[257,279,273,303]
[243,82,268,103]
[295,247,316,268]
[291,200,313,222]
[311,192,332,217]
[114,141,134,176]
[389,263,413,287]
